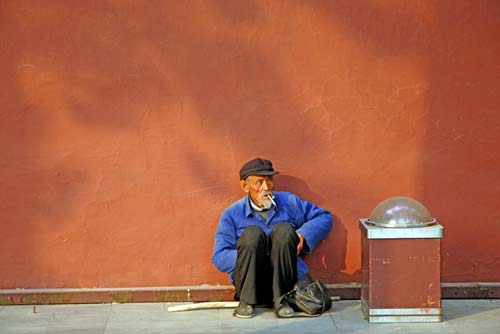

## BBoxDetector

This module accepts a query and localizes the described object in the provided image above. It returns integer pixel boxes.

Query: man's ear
[240,179,249,193]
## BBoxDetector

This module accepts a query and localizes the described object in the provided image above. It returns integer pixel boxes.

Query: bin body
[360,219,443,323]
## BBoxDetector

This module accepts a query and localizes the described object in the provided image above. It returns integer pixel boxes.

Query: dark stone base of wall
[1,283,499,305]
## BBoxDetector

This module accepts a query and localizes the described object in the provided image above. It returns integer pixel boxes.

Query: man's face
[240,175,275,208]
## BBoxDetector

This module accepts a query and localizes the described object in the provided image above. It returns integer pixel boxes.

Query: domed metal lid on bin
[366,196,436,228]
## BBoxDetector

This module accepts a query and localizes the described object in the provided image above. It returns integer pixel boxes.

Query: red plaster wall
[1,1,499,289]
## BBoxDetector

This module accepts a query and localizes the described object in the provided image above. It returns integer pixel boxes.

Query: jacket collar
[244,194,278,218]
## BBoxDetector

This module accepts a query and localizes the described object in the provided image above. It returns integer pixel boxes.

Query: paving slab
[444,300,500,334]
[0,303,110,334]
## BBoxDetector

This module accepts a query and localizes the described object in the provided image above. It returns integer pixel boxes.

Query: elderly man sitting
[212,158,333,318]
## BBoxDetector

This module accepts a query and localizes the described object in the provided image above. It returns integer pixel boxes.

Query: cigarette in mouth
[266,193,276,206]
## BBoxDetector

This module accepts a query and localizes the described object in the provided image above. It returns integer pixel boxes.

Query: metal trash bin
[360,196,444,323]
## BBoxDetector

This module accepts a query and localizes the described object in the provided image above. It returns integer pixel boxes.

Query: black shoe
[233,301,255,318]
[274,300,296,318]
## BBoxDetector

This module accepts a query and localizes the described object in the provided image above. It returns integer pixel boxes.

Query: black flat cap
[239,158,279,180]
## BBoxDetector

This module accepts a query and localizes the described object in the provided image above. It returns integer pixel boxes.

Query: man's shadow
[276,175,352,282]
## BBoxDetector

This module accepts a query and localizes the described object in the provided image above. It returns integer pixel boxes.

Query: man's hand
[296,232,304,255]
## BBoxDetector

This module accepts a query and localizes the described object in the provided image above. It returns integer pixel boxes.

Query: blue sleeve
[292,194,333,253]
[211,211,237,274]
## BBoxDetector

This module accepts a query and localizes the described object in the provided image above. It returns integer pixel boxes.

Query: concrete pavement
[1,299,499,333]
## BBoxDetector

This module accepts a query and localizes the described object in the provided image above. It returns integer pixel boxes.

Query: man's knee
[238,225,266,249]
[270,222,298,246]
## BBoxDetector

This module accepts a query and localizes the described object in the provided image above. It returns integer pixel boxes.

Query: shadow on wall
[311,215,354,282]
[277,175,325,206]
[277,175,351,281]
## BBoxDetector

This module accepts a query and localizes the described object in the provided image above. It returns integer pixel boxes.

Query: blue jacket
[211,191,333,282]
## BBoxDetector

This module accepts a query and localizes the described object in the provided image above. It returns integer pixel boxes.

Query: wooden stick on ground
[167,297,340,312]
[167,301,239,312]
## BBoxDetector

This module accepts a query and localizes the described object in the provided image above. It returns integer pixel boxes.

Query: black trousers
[232,222,299,305]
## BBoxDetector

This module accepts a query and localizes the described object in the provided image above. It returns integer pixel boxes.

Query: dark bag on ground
[280,273,332,316]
